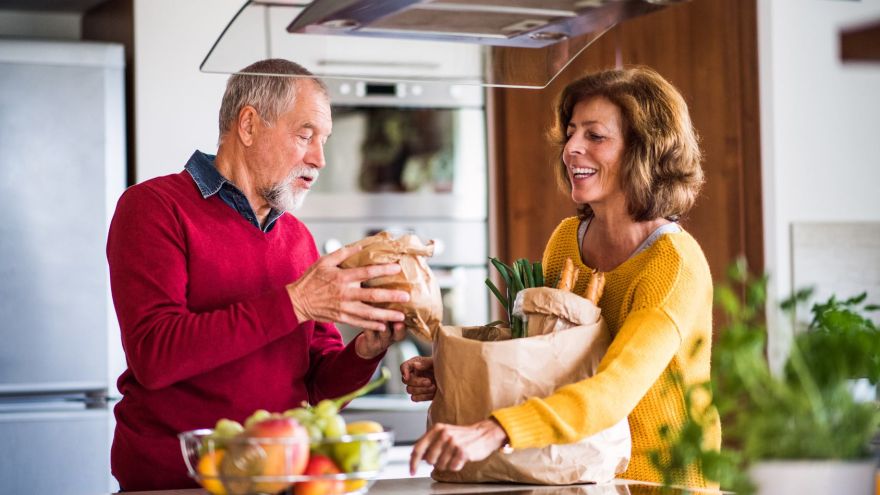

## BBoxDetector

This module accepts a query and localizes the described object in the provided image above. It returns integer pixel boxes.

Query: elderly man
[106,59,409,490]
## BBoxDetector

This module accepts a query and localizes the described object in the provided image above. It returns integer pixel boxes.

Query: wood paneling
[490,0,763,285]
[841,19,880,62]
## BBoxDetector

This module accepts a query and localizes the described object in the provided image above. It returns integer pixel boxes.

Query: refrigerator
[0,40,126,494]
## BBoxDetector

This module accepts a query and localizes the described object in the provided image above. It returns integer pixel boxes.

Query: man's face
[251,80,332,212]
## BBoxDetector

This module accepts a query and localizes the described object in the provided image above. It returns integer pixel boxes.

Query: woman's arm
[491,306,683,447]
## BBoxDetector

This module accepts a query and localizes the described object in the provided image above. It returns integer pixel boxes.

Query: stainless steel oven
[298,79,489,442]
[299,78,489,325]
[297,79,487,222]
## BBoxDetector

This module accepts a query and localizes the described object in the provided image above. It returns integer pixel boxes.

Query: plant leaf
[484,278,508,311]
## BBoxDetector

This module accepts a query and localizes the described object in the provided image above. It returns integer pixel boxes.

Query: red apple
[221,417,310,494]
[294,454,345,495]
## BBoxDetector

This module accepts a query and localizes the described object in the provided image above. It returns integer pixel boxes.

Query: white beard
[261,165,318,213]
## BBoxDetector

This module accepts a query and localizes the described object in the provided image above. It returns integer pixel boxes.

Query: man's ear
[237,106,259,147]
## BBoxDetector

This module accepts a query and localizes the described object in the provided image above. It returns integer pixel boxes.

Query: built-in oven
[297,79,489,442]
[298,80,487,222]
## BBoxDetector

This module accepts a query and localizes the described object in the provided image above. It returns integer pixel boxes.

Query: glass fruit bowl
[179,428,394,495]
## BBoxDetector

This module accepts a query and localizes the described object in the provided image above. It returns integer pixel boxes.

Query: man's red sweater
[106,170,381,491]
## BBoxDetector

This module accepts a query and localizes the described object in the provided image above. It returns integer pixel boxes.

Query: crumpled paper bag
[428,287,631,484]
[340,231,442,341]
[513,287,602,337]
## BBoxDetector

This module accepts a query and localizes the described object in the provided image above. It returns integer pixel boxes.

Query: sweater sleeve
[305,324,385,404]
[491,306,682,448]
[107,185,299,390]
[492,239,691,448]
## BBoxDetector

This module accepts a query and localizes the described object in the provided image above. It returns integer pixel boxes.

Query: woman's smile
[570,166,598,181]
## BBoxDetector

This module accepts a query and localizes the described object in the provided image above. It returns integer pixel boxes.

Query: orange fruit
[196,449,227,495]
[344,478,367,492]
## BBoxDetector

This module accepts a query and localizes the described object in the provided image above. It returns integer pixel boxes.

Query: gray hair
[218,59,328,137]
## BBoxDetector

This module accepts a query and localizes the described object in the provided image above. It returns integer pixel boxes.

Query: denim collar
[184,150,284,232]
[185,150,226,198]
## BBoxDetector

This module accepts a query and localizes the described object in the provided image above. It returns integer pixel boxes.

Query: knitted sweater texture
[492,217,721,486]
[106,171,381,490]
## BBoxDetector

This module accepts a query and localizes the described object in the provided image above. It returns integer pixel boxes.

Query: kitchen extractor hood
[201,0,688,89]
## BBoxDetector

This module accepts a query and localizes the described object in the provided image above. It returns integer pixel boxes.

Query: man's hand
[401,356,436,402]
[355,322,408,360]
[409,419,509,475]
[286,245,409,331]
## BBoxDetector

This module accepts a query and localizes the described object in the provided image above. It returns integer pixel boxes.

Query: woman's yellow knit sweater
[491,217,721,487]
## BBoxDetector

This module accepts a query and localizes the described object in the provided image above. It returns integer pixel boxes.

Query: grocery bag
[428,287,631,484]
[340,231,442,341]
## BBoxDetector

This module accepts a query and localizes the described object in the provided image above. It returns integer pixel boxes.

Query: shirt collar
[184,150,226,198]
[183,150,286,232]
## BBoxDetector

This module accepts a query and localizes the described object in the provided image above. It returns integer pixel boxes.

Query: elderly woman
[402,66,721,487]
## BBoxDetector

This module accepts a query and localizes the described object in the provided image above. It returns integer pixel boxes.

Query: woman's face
[563,96,626,209]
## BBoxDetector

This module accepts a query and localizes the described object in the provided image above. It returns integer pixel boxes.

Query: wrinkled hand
[409,419,509,475]
[287,245,409,331]
[401,356,435,402]
[355,322,408,360]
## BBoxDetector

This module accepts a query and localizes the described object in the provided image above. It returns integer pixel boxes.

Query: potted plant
[651,259,880,494]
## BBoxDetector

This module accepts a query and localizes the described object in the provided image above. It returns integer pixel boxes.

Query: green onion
[484,257,546,338]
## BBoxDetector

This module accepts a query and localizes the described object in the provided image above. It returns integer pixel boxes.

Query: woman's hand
[409,419,509,475]
[400,356,435,402]
[355,322,407,360]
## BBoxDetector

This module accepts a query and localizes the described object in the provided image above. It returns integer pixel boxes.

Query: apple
[221,417,310,494]
[294,454,345,495]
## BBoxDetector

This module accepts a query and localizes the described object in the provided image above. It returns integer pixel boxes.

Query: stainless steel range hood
[201,0,688,89]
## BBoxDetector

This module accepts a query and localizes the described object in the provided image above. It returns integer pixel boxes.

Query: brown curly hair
[551,66,704,222]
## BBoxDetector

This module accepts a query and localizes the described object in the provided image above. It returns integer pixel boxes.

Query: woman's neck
[583,203,670,272]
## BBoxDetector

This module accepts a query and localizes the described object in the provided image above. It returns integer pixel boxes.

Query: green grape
[282,407,313,425]
[305,423,324,443]
[243,409,272,429]
[214,418,244,438]
[199,418,243,454]
[322,414,346,438]
[313,399,339,419]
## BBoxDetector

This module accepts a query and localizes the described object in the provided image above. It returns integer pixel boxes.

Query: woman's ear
[237,105,259,147]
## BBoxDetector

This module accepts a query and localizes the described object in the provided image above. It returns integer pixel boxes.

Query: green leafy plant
[485,257,544,338]
[651,258,880,494]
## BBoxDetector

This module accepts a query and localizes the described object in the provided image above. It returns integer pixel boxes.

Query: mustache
[289,165,319,182]
[260,165,318,213]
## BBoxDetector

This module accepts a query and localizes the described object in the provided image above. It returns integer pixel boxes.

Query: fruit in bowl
[221,417,310,494]
[179,370,394,495]
[180,426,394,495]
[295,454,345,495]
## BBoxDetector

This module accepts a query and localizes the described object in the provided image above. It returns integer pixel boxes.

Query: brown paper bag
[513,287,601,337]
[340,231,442,341]
[428,288,631,484]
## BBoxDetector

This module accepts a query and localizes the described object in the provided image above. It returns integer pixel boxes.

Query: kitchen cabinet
[489,0,763,297]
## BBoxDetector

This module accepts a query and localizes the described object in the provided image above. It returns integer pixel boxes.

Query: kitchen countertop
[112,477,722,495]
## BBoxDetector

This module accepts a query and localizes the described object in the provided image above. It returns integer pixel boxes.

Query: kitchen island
[111,477,722,495]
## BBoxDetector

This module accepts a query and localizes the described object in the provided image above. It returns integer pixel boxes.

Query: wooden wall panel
[490,0,763,285]
[490,34,618,264]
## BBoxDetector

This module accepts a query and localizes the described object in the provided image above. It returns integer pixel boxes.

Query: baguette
[557,257,579,292]
[583,269,606,305]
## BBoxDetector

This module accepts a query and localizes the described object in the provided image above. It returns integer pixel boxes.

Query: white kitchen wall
[134,0,243,182]
[758,0,880,361]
